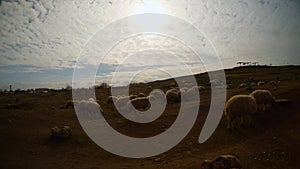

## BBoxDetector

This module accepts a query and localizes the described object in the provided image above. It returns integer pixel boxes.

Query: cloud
[0,0,299,89]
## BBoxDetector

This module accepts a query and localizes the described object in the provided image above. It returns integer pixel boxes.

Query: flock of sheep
[64,79,288,130]
[224,89,276,129]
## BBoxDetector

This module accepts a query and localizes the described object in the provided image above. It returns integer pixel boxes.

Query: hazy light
[132,1,165,14]
[130,1,168,32]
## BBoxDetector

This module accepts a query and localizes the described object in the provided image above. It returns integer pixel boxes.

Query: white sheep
[177,88,186,101]
[166,89,179,104]
[138,93,146,97]
[250,89,275,112]
[148,90,165,103]
[186,86,199,102]
[250,82,257,88]
[226,84,233,89]
[224,95,257,129]
[170,82,176,88]
[127,97,150,112]
[107,96,117,104]
[65,100,79,109]
[198,86,206,91]
[77,99,104,117]
[238,83,247,88]
[129,94,138,100]
[268,81,278,86]
[170,86,180,91]
[115,96,130,112]
[168,88,179,93]
[177,86,199,102]
[257,81,265,87]
[145,86,152,93]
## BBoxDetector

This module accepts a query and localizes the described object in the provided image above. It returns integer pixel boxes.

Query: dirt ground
[0,66,299,169]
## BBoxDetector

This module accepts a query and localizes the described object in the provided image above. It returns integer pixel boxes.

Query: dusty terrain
[0,66,300,169]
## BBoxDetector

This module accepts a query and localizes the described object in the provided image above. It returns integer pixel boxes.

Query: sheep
[88,98,100,103]
[209,79,218,88]
[107,96,117,104]
[257,81,265,87]
[170,82,176,88]
[170,86,180,91]
[166,89,179,104]
[115,96,130,112]
[77,99,104,117]
[65,100,79,109]
[226,84,233,89]
[238,83,247,88]
[177,87,190,100]
[268,81,277,86]
[145,86,152,93]
[198,86,206,91]
[250,82,257,88]
[186,86,199,102]
[86,101,104,115]
[51,126,72,139]
[249,89,275,112]
[127,97,150,112]
[177,86,199,102]
[138,93,146,97]
[224,95,257,129]
[168,88,179,93]
[148,90,165,103]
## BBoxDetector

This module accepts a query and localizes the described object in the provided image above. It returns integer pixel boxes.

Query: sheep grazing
[268,80,278,86]
[166,89,179,104]
[51,126,72,139]
[186,86,199,102]
[88,98,100,103]
[145,86,152,93]
[224,95,257,129]
[107,96,117,104]
[115,96,130,112]
[129,94,138,100]
[226,84,233,89]
[177,87,189,101]
[138,93,146,97]
[250,82,257,88]
[250,89,275,112]
[198,86,206,91]
[149,90,165,103]
[170,86,180,91]
[65,100,79,109]
[77,99,104,117]
[238,83,247,89]
[257,81,265,87]
[168,88,179,93]
[127,97,150,112]
[170,82,176,88]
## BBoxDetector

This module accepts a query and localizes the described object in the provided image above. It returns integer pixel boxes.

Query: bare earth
[0,66,299,169]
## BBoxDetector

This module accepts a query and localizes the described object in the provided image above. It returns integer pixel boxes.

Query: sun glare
[132,1,165,14]
[130,1,167,31]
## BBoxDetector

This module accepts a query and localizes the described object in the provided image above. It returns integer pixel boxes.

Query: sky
[0,0,299,90]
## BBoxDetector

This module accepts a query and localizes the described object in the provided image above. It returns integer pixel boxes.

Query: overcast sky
[0,0,299,90]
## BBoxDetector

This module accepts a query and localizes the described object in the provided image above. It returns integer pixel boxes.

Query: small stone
[201,155,242,169]
[154,158,162,162]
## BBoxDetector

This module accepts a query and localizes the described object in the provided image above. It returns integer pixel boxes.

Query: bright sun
[132,1,165,14]
[130,1,167,31]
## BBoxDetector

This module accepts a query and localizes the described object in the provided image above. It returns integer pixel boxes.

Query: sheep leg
[240,117,245,128]
[248,114,255,128]
[226,116,232,130]
[262,104,266,112]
